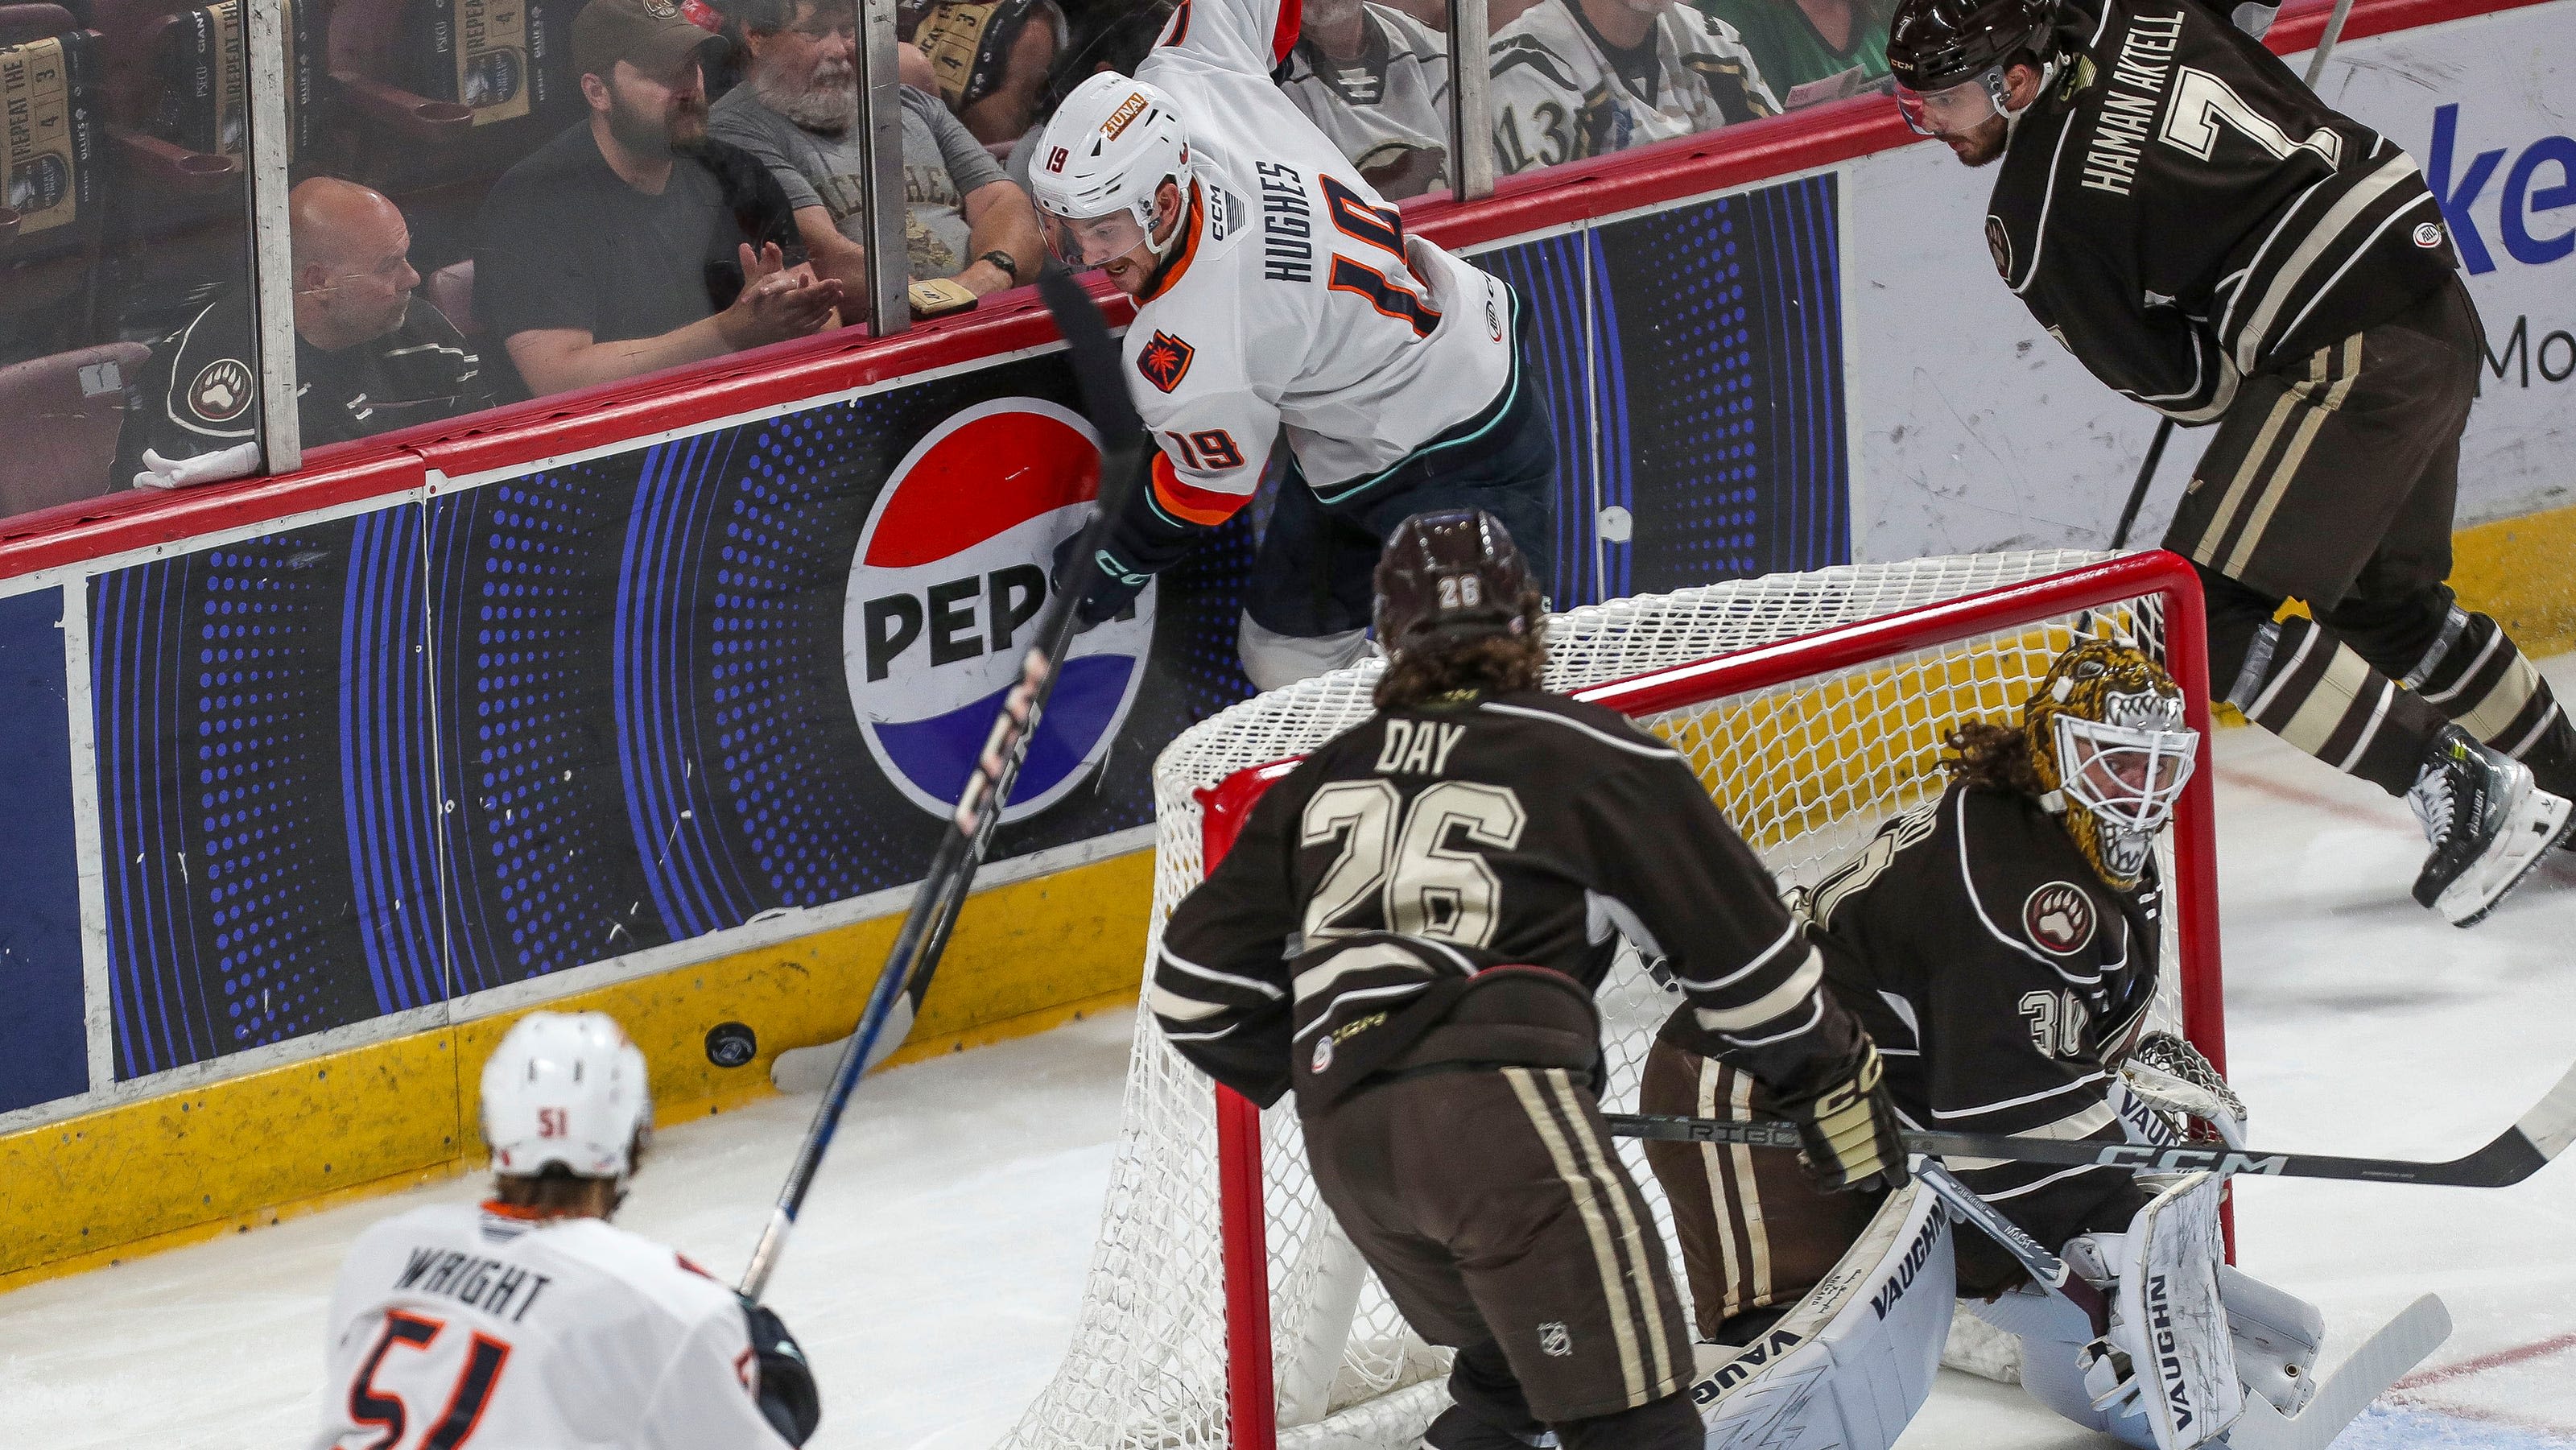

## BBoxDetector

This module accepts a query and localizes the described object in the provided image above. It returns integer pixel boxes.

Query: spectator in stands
[908,0,1067,144]
[122,178,493,490]
[711,0,1045,309]
[1487,0,1776,175]
[1282,0,1453,199]
[473,0,842,400]
[1698,0,1889,102]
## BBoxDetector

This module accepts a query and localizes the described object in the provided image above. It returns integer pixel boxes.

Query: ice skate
[2409,725,2574,927]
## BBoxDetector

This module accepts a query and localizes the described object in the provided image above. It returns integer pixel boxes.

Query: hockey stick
[2227,1295,2451,1450]
[1926,1165,2451,1450]
[2101,2,2359,556]
[2109,419,2170,550]
[1601,1055,2576,1188]
[1915,1159,2112,1333]
[739,266,1150,1300]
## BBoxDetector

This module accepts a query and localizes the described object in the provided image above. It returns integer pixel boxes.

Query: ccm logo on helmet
[1103,92,1151,139]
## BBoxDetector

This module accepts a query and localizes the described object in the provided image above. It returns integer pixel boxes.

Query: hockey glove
[1772,1039,1905,1193]
[739,1296,822,1446]
[1050,531,1151,630]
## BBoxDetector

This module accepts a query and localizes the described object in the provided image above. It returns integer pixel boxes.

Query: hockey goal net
[1005,550,2223,1450]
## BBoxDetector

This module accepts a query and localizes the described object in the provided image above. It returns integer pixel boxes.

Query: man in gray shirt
[710,0,1044,312]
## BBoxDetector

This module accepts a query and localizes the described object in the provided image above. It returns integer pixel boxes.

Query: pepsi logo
[841,398,1154,823]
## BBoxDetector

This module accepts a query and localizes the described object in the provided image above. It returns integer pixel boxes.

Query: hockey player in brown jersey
[1641,639,2340,1448]
[1885,0,2576,927]
[1149,509,1904,1450]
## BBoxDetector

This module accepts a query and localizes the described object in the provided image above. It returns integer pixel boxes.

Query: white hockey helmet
[1029,71,1192,266]
[479,1010,654,1181]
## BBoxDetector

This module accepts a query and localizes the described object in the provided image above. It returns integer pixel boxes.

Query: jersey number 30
[1300,779,1526,946]
[346,1309,512,1450]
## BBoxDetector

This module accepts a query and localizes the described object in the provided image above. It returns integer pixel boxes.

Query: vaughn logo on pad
[841,398,1154,823]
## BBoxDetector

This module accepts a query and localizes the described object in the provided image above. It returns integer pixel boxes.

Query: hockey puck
[705,1021,758,1068]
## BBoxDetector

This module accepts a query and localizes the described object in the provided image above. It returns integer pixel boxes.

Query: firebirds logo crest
[1137,331,1195,393]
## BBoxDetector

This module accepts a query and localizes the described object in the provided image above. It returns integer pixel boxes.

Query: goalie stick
[1601,1055,2576,1188]
[739,266,1151,1301]
[1919,1161,2452,1450]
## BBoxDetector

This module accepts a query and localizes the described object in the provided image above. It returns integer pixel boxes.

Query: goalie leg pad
[2101,1171,2243,1450]
[1673,1181,1955,1450]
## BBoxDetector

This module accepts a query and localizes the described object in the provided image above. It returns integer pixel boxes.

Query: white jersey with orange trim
[1107,0,1517,535]
[1486,0,1777,176]
[309,1202,794,1450]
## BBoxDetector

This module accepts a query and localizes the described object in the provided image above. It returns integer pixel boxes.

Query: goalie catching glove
[1772,1038,1907,1192]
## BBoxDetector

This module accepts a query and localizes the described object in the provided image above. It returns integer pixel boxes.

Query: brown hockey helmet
[1373,508,1534,660]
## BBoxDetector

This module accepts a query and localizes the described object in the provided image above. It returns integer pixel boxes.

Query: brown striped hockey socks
[2225,615,2446,797]
[2401,602,2576,801]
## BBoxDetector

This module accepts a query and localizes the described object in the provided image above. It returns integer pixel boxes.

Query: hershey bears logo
[2022,882,2096,956]
[1136,330,1195,393]
[188,358,255,423]
[1984,216,2013,279]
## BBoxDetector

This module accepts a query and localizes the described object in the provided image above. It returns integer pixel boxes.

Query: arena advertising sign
[80,354,1255,1087]
[36,169,1851,1114]
[844,399,1152,824]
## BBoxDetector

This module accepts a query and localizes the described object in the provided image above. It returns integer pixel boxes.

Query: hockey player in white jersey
[1487,0,1777,176]
[310,1012,820,1450]
[1281,0,1452,198]
[1031,0,1557,690]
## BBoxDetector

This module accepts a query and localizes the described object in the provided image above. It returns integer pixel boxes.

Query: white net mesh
[1004,551,2208,1450]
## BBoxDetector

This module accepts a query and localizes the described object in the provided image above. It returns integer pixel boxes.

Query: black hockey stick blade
[1604,1057,2576,1188]
[741,266,1153,1299]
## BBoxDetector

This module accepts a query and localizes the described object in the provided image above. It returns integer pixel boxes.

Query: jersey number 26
[1300,780,1526,946]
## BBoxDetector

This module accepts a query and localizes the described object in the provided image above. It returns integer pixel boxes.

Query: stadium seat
[423,258,477,339]
[0,6,109,359]
[0,341,152,518]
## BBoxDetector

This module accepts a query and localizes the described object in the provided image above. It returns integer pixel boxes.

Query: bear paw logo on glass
[189,358,255,423]
[2021,881,2096,956]
[842,398,1152,823]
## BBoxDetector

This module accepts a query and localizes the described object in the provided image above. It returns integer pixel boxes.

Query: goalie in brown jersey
[1642,639,2334,1448]
[1149,509,1903,1450]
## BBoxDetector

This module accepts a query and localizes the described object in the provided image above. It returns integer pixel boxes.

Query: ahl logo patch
[1985,216,2013,278]
[2413,221,2446,249]
[1538,1321,1573,1357]
[1137,330,1195,393]
[2023,882,2097,956]
[1311,1033,1335,1073]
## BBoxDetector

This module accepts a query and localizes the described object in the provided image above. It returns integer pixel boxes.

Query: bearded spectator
[473,0,841,399]
[710,0,1043,310]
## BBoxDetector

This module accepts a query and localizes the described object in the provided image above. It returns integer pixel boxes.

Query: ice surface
[6,663,2576,1450]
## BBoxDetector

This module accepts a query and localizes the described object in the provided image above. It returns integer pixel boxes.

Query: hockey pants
[2165,279,2575,799]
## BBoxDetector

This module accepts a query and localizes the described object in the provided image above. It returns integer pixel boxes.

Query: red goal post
[1193,551,2223,1450]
